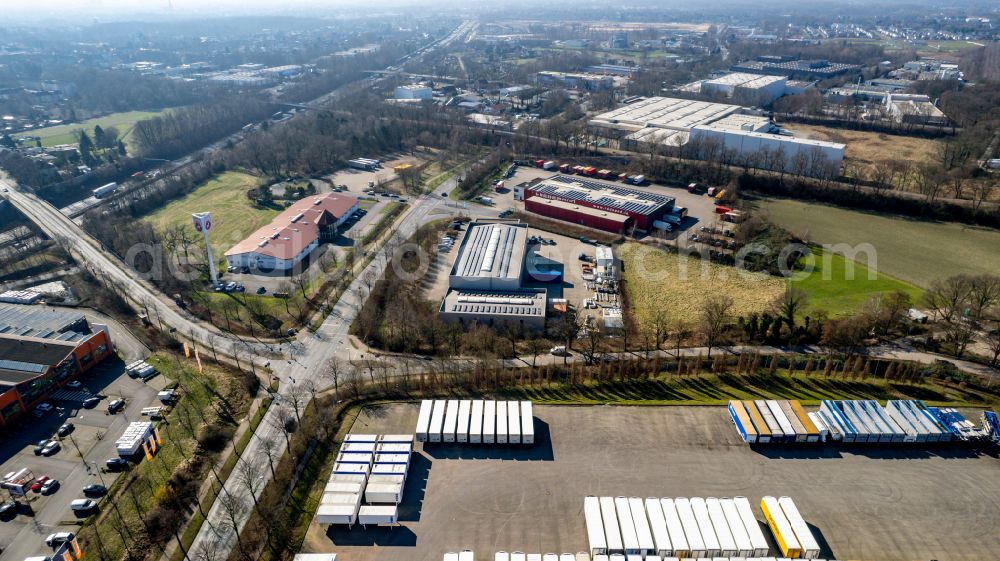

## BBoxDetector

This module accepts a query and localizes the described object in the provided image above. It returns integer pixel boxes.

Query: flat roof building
[448,221,528,291]
[225,193,358,272]
[521,174,674,233]
[589,96,846,178]
[0,325,113,427]
[701,73,787,105]
[536,71,614,91]
[731,58,862,79]
[440,221,547,332]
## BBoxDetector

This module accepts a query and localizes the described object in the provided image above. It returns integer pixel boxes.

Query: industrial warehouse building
[225,193,358,272]
[700,73,788,106]
[439,221,547,331]
[515,174,675,233]
[588,96,845,178]
[0,304,113,426]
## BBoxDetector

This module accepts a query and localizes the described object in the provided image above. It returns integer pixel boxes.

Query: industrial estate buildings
[225,193,359,272]
[589,96,845,177]
[516,174,676,233]
[439,221,547,331]
[0,304,114,426]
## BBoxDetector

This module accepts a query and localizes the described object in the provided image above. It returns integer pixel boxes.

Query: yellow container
[760,496,802,558]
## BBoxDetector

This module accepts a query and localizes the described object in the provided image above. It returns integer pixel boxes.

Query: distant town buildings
[394,84,433,100]
[610,31,629,49]
[731,56,862,79]
[884,93,948,126]
[535,71,614,91]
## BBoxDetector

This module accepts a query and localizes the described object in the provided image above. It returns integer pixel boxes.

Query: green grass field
[760,198,1000,288]
[13,109,171,148]
[792,249,923,316]
[143,171,278,266]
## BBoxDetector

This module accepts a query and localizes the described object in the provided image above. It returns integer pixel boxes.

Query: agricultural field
[619,242,785,328]
[784,123,942,179]
[143,171,278,266]
[760,198,1000,288]
[791,249,923,316]
[13,109,171,148]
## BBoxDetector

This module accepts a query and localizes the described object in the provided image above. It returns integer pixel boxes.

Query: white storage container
[496,401,509,444]
[527,555,542,561]
[331,463,370,476]
[416,399,433,442]
[444,553,459,561]
[324,481,364,494]
[457,400,472,443]
[520,401,534,444]
[734,496,770,557]
[377,443,412,454]
[659,498,688,558]
[585,496,608,556]
[365,482,404,504]
[690,497,721,557]
[559,554,574,561]
[629,497,655,556]
[495,552,510,561]
[543,555,558,561]
[644,498,672,557]
[778,496,820,559]
[614,496,640,556]
[316,503,359,525]
[341,442,377,453]
[372,463,408,480]
[344,434,378,443]
[429,399,447,442]
[368,473,406,485]
[321,492,360,506]
[443,400,459,443]
[706,498,737,557]
[483,400,496,444]
[373,453,410,465]
[329,473,366,484]
[510,552,526,561]
[673,498,704,558]
[720,498,753,558]
[600,496,624,555]
[358,504,397,525]
[508,401,521,444]
[459,551,474,561]
[470,400,485,443]
[336,452,374,464]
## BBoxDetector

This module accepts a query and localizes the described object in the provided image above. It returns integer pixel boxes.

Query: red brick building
[521,174,674,233]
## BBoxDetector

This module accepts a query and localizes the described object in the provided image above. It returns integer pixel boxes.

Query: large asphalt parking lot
[304,403,1000,561]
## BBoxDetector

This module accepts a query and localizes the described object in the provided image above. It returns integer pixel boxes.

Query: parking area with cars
[0,358,166,561]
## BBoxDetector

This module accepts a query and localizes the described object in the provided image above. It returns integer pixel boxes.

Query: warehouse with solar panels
[439,221,548,331]
[519,174,675,233]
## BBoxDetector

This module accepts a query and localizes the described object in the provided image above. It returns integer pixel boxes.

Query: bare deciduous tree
[700,296,734,357]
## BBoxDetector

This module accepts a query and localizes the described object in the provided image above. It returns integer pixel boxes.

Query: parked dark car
[82,397,101,409]
[83,484,108,497]
[106,458,128,471]
[57,423,75,437]
[107,399,125,414]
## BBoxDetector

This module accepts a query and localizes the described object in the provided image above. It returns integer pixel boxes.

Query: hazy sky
[4,0,402,24]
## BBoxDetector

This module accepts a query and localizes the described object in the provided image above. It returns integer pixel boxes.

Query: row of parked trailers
[818,400,953,443]
[316,434,413,527]
[583,496,776,559]
[759,496,821,559]
[727,400,823,444]
[415,399,534,444]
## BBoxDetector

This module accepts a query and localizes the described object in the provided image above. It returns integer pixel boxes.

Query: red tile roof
[225,193,358,261]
